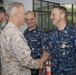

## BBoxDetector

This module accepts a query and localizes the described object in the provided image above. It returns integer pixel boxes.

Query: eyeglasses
[25,18,34,21]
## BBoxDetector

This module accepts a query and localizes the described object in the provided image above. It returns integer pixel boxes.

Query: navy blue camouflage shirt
[23,25,46,59]
[44,25,76,75]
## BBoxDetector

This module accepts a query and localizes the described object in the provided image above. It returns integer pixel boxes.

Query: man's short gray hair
[6,2,24,17]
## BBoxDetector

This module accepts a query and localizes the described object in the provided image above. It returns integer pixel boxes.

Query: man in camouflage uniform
[0,2,42,75]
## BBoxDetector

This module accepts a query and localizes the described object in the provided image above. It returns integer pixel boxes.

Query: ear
[15,11,19,18]
[61,13,65,19]
[35,17,37,22]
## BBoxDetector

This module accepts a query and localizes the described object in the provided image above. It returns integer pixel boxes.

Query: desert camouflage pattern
[0,21,7,74]
[0,22,39,75]
[0,22,7,34]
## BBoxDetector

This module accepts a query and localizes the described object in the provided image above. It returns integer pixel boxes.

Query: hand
[38,59,44,69]
[39,68,45,75]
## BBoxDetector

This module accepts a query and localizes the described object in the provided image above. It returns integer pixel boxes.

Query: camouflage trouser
[31,69,39,75]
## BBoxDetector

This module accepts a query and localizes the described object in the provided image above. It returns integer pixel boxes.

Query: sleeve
[39,30,47,47]
[43,33,53,54]
[11,32,39,69]
[73,35,76,60]
[0,44,1,61]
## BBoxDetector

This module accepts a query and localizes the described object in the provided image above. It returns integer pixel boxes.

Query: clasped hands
[38,59,45,75]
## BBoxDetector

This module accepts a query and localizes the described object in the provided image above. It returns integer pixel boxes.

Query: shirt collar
[27,25,38,32]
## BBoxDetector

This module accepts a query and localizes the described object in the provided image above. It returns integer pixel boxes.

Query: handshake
[38,59,45,69]
[37,59,45,75]
[36,51,50,75]
[38,51,50,69]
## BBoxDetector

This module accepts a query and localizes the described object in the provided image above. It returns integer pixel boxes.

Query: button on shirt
[23,25,46,59]
[44,25,76,75]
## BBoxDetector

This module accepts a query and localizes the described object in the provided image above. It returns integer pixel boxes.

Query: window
[33,0,59,33]
[33,1,76,33]
[61,4,76,27]
[0,0,3,7]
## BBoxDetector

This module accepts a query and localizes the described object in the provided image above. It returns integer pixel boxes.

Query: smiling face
[25,12,37,29]
[50,8,64,27]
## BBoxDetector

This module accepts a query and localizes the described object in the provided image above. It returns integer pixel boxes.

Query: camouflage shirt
[0,22,39,75]
[0,22,7,34]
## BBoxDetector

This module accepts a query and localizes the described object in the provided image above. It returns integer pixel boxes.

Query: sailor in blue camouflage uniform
[40,6,76,75]
[24,11,46,75]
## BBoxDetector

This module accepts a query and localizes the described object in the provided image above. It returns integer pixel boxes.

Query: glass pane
[49,3,59,11]
[35,12,54,32]
[35,12,42,27]
[73,14,76,27]
[61,4,73,26]
[53,3,60,6]
[49,19,53,30]
[42,13,48,30]
[73,4,76,12]
[61,4,72,12]
[48,13,54,31]
[42,2,47,11]
[42,12,54,32]
[0,0,3,3]
[34,0,41,11]
[33,0,61,33]
[0,0,3,7]
[67,13,72,25]
[49,3,53,11]
[73,4,76,27]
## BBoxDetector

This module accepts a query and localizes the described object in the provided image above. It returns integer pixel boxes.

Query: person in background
[23,11,46,75]
[0,7,7,75]
[0,7,7,34]
[0,2,42,75]
[40,6,76,75]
